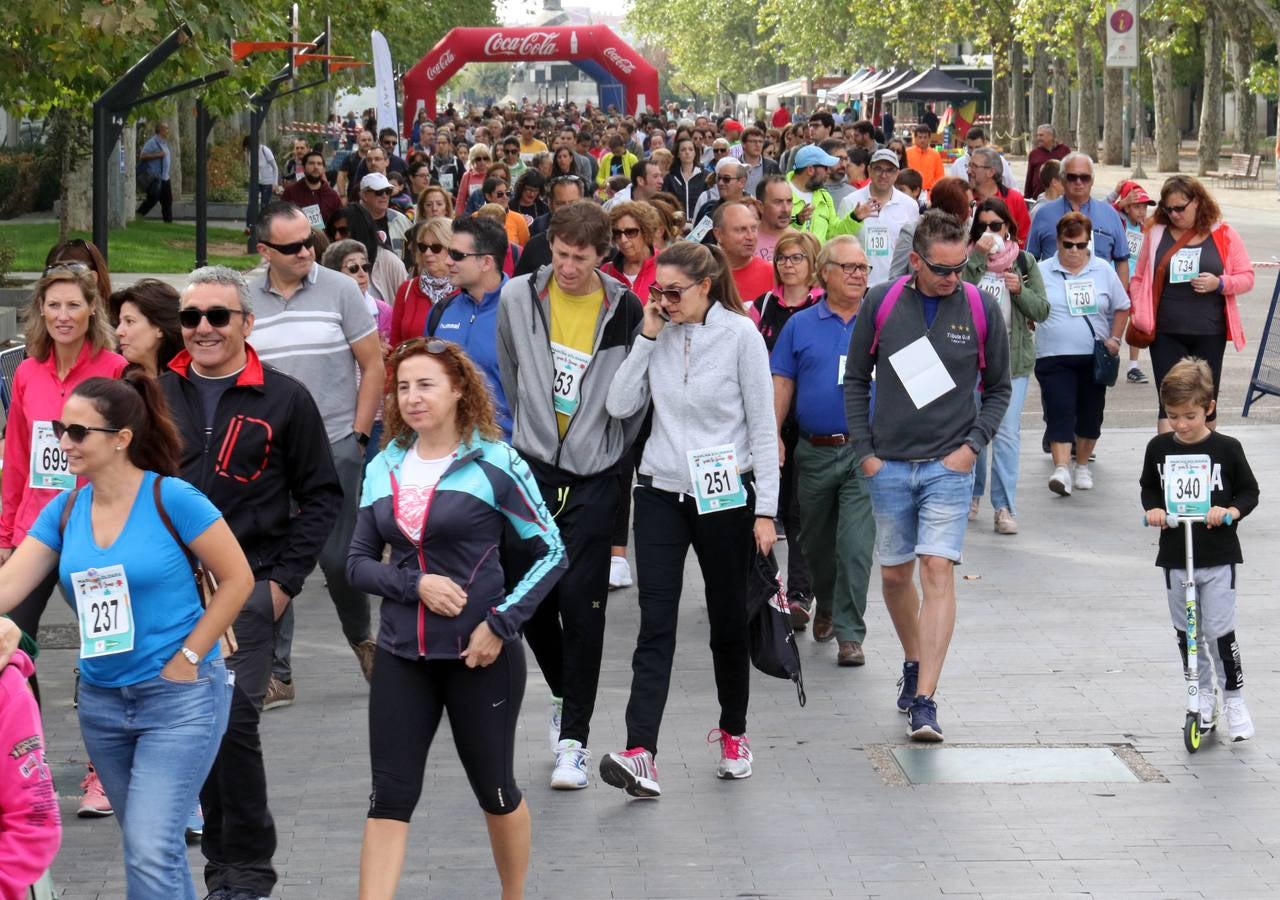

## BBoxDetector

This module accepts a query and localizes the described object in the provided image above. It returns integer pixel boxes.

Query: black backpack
[745,550,806,706]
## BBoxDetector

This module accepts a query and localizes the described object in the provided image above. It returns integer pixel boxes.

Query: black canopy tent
[884,66,985,102]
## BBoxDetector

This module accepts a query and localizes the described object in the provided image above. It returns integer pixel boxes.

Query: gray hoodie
[606,302,780,517]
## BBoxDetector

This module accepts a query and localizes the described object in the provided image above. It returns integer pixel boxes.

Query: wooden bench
[1207,153,1254,188]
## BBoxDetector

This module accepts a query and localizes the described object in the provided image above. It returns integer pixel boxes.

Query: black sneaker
[908,695,943,742]
[1126,367,1149,384]
[896,661,919,713]
[787,591,813,630]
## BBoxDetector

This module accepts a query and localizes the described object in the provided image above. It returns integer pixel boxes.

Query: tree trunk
[1197,10,1225,174]
[1228,7,1257,152]
[1238,0,1280,151]
[1029,43,1050,130]
[1051,54,1072,141]
[990,32,1013,151]
[1010,41,1028,155]
[1097,21,1125,164]
[1074,24,1099,159]
[1150,20,1181,171]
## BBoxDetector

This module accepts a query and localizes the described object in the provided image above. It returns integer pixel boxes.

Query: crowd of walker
[0,99,1264,900]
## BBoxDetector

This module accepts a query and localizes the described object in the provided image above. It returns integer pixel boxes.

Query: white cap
[360,172,393,192]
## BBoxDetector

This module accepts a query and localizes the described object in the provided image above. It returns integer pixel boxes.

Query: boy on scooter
[1140,358,1259,741]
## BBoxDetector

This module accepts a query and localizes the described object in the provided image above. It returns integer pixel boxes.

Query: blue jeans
[864,459,974,565]
[972,375,1029,516]
[79,659,232,900]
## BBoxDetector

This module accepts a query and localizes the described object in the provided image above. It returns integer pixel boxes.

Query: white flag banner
[1105,1,1140,69]
[371,30,399,143]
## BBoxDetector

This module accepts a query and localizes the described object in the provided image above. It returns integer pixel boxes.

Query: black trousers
[200,581,277,896]
[519,464,618,746]
[778,422,811,598]
[137,178,173,222]
[625,481,755,756]
[1149,331,1226,420]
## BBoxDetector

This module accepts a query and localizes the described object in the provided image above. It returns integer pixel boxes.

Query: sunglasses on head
[44,260,92,276]
[52,420,121,443]
[612,227,641,240]
[260,235,316,255]
[417,242,446,254]
[394,337,449,360]
[1060,239,1090,250]
[179,306,248,329]
[343,262,372,274]
[979,220,1005,232]
[1064,172,1092,183]
[921,258,966,277]
[1163,200,1192,214]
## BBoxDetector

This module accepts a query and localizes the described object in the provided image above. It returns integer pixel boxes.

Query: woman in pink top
[0,266,126,654]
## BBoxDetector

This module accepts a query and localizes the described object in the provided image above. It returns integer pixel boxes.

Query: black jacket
[159,346,343,597]
[662,168,708,219]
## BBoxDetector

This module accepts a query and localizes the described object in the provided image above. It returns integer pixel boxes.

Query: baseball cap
[360,172,393,192]
[722,118,743,134]
[1118,180,1155,205]
[870,148,901,169]
[792,144,840,171]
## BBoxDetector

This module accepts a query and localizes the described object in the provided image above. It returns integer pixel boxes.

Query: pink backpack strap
[962,281,987,372]
[869,276,913,355]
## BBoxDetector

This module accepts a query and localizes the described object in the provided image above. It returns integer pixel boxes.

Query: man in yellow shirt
[905,123,946,191]
[518,114,549,161]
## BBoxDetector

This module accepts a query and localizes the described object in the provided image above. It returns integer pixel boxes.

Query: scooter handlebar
[1144,513,1234,527]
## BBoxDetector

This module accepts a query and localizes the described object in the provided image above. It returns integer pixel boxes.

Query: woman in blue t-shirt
[0,373,253,900]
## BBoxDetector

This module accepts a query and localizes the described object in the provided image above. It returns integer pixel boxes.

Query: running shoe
[1126,367,1149,384]
[1072,463,1093,491]
[787,591,813,630]
[708,729,753,779]
[1225,696,1255,741]
[1049,465,1072,496]
[599,747,661,798]
[263,676,294,711]
[608,555,633,589]
[994,508,1018,535]
[908,695,944,742]
[896,661,919,713]
[77,765,113,818]
[550,739,591,790]
[548,695,563,753]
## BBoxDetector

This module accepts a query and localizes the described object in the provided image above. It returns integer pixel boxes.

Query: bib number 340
[1164,453,1211,517]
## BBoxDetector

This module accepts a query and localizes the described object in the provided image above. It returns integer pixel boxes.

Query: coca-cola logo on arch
[426,49,455,81]
[483,32,559,58]
[603,47,635,74]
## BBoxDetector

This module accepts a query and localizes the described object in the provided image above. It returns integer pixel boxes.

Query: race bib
[1064,279,1098,316]
[30,421,73,490]
[1170,247,1202,284]
[1126,228,1144,258]
[551,342,591,418]
[72,565,135,659]
[1164,453,1211,517]
[686,215,714,243]
[439,172,455,192]
[686,444,747,515]
[302,204,324,229]
[863,224,891,258]
[838,353,847,386]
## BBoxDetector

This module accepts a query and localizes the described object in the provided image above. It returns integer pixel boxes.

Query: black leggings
[367,643,525,820]
[1149,331,1226,420]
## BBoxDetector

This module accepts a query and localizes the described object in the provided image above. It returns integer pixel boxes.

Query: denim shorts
[864,458,974,565]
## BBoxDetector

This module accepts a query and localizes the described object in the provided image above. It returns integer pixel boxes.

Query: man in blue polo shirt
[1025,152,1130,291]
[433,215,511,438]
[770,234,876,668]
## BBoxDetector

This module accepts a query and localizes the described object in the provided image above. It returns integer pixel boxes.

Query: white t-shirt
[395,442,456,542]
[839,186,920,287]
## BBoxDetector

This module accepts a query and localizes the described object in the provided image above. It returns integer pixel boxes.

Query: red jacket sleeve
[0,661,60,899]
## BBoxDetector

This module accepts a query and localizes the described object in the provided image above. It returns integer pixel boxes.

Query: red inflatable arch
[402,25,659,130]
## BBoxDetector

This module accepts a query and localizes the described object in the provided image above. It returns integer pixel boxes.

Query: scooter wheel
[1184,713,1201,753]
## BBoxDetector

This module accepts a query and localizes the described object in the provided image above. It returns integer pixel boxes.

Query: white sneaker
[1225,696,1255,741]
[550,739,591,789]
[608,555,633,589]
[1200,693,1218,732]
[708,728,753,779]
[1072,463,1093,490]
[1049,465,1072,496]
[548,696,563,754]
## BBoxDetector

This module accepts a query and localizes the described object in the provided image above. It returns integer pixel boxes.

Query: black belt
[802,433,849,447]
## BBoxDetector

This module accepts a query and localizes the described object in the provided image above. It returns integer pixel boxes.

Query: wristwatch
[354,431,370,448]
[180,647,200,665]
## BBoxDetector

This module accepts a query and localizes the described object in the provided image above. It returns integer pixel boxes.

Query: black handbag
[1084,315,1119,387]
[745,550,806,706]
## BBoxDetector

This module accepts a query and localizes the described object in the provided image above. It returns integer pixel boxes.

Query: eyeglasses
[1060,239,1090,250]
[52,421,121,443]
[828,262,871,276]
[1163,200,1192,214]
[716,175,742,184]
[713,147,729,154]
[870,166,897,176]
[473,156,491,162]
[365,189,393,197]
[179,306,249,329]
[504,147,520,154]
[776,253,808,267]
[259,235,316,255]
[343,262,372,274]
[380,140,397,148]
[447,248,484,261]
[1064,172,1093,184]
[648,283,696,305]
[978,220,1005,232]
[417,242,446,255]
[921,258,966,277]
[490,190,509,198]
[612,227,642,240]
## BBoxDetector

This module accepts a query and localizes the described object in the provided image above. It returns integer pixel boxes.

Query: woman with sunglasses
[661,137,707,220]
[510,170,548,224]
[348,338,565,900]
[391,217,455,347]
[0,268,126,682]
[601,242,778,796]
[1034,212,1130,497]
[0,373,252,900]
[1129,175,1253,434]
[109,280,184,378]
[334,204,409,314]
[454,143,492,209]
[962,199,1049,533]
[602,201,661,301]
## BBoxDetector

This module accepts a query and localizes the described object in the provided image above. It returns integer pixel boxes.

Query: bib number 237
[72,564,135,659]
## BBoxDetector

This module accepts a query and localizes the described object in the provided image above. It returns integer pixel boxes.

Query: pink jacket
[0,343,127,547]
[0,651,60,900]
[1129,221,1253,351]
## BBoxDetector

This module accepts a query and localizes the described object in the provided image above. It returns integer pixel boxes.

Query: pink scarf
[978,237,1022,275]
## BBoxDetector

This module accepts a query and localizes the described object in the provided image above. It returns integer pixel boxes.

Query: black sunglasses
[648,283,695,305]
[612,227,642,240]
[260,235,316,255]
[179,306,249,329]
[921,258,966,277]
[1060,239,1090,250]
[417,242,446,254]
[344,262,372,274]
[447,248,484,262]
[979,220,1005,232]
[1064,173,1092,184]
[52,420,121,443]
[1163,200,1192,214]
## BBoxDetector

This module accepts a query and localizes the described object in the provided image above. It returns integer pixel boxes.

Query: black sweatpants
[1149,331,1226,420]
[367,643,526,820]
[519,465,618,746]
[625,480,755,756]
[778,422,811,598]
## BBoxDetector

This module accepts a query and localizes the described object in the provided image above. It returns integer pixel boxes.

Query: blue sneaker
[896,661,919,713]
[908,695,944,742]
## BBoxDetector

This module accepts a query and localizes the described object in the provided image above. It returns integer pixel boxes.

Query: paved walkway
[40,423,1280,898]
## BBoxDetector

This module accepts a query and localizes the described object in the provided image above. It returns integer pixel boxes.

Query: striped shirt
[248,263,376,442]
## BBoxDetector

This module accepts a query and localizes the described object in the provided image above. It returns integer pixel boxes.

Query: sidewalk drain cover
[867,743,1164,785]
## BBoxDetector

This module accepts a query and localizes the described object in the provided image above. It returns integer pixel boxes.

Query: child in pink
[0,649,60,900]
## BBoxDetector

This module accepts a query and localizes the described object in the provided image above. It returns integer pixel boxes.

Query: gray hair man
[1024,124,1071,199]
